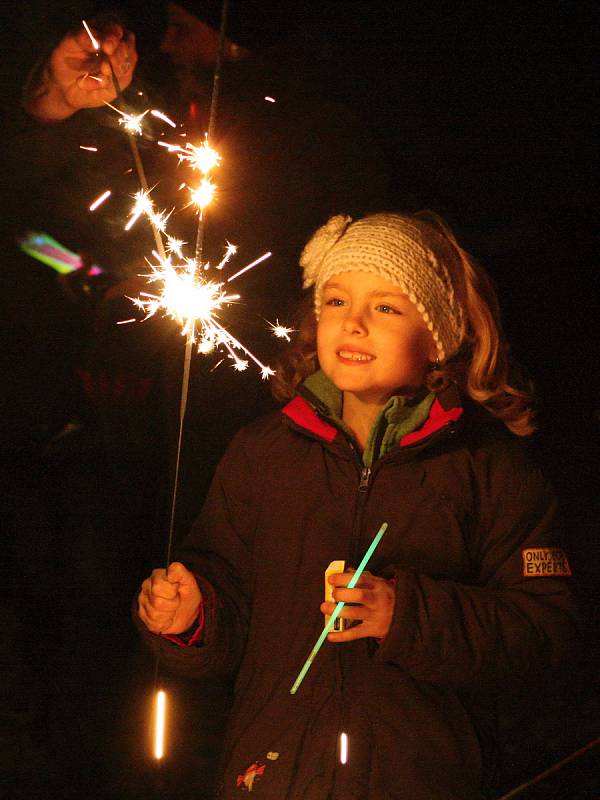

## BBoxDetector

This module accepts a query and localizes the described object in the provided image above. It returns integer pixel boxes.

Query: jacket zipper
[358,466,371,492]
[349,462,372,565]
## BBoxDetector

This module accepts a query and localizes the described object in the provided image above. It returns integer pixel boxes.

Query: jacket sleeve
[375,438,579,695]
[134,425,263,680]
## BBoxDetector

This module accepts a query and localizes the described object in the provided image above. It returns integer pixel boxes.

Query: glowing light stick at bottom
[290,522,388,695]
[339,732,348,764]
[153,689,167,760]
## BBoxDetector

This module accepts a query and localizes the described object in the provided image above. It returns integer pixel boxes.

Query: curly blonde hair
[271,211,536,437]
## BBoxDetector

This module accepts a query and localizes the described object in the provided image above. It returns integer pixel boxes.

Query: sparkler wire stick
[152,2,230,756]
[166,0,230,570]
[290,522,388,695]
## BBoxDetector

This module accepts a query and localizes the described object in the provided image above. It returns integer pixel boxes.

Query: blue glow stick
[290,522,388,695]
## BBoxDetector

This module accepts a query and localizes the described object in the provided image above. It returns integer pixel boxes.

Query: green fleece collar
[302,371,435,466]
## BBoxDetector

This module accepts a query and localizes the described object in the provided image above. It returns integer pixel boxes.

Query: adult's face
[160,2,222,70]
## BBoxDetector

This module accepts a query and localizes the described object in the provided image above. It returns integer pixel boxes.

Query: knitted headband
[300,213,467,361]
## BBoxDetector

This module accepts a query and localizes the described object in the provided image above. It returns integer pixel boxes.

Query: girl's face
[317,271,437,406]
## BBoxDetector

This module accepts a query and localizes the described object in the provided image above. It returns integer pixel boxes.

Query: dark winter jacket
[137,383,578,799]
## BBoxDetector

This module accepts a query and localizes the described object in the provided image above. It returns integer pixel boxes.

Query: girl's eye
[324,297,345,307]
[375,303,400,314]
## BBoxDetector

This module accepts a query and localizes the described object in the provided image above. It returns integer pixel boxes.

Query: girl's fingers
[320,601,369,621]
[328,571,375,589]
[332,586,374,605]
[138,596,173,631]
[327,624,370,643]
[337,604,368,621]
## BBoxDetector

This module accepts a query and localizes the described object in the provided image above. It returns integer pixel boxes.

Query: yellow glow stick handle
[290,522,388,695]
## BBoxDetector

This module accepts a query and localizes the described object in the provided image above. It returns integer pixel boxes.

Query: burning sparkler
[188,178,216,212]
[129,253,274,375]
[102,105,276,375]
[176,138,221,173]
[105,101,149,136]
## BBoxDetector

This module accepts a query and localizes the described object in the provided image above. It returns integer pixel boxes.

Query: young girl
[137,212,577,799]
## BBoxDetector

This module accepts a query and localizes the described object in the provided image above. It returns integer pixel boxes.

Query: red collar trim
[282,396,337,442]
[400,398,463,446]
[283,394,463,447]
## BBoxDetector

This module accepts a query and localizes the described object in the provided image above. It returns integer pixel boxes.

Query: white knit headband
[299,213,466,361]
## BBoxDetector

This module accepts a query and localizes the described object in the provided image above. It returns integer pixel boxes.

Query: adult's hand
[25,20,138,122]
[137,562,202,635]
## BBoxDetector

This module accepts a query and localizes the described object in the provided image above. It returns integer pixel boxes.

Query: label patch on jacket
[522,548,572,576]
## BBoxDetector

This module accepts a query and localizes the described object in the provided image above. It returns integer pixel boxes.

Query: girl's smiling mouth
[337,349,375,362]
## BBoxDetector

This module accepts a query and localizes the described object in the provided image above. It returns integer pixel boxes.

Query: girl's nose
[342,309,367,335]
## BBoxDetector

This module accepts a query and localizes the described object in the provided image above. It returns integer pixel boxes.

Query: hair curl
[272,212,536,436]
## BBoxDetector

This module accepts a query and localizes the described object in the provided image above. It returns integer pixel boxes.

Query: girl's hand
[25,21,137,121]
[137,562,202,635]
[320,570,395,642]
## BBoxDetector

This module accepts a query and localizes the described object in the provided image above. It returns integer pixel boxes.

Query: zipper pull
[358,466,371,492]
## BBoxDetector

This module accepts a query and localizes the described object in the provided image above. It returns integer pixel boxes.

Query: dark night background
[1,1,598,798]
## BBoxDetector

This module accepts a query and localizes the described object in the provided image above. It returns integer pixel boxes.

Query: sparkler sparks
[121,112,148,136]
[216,242,237,270]
[105,102,149,136]
[112,124,280,376]
[166,236,186,258]
[158,141,182,153]
[151,109,177,128]
[99,98,287,379]
[176,139,221,173]
[89,189,111,211]
[188,178,216,211]
[227,251,272,282]
[125,189,152,230]
[267,319,295,341]
[82,19,100,51]
[129,248,272,374]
